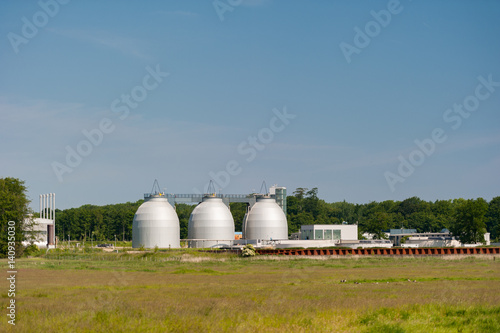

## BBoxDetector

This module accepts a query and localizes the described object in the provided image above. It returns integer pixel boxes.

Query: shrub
[241,244,256,257]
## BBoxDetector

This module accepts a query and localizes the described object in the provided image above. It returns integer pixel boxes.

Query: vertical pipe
[50,193,52,220]
[39,195,42,219]
[50,193,53,220]
[42,194,45,219]
[53,193,56,245]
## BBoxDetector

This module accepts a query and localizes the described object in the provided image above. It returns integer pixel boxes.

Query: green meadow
[1,251,500,332]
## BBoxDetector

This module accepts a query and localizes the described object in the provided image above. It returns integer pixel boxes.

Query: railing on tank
[166,194,253,198]
[182,239,235,248]
[144,192,166,199]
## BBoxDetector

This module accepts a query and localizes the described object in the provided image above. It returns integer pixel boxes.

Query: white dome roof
[244,197,288,240]
[132,196,180,248]
[188,197,234,248]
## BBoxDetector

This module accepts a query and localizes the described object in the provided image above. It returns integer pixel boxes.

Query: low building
[24,215,55,248]
[339,239,393,249]
[300,224,358,241]
[394,230,490,248]
[387,229,417,246]
[403,236,460,248]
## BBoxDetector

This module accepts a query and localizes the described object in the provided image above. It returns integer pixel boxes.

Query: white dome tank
[188,196,235,248]
[132,195,180,248]
[244,197,288,240]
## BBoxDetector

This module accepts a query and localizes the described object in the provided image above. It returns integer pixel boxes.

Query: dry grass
[1,255,500,332]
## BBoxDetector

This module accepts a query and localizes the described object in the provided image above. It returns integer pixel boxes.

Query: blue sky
[1,0,499,210]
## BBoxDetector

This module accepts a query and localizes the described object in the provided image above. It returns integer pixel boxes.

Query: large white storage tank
[132,194,180,248]
[243,196,288,240]
[188,196,235,248]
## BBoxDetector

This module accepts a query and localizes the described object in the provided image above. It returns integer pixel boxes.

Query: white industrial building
[402,233,490,248]
[29,217,55,247]
[300,224,358,241]
[24,193,56,248]
[242,196,288,241]
[132,192,180,249]
[293,224,393,249]
[387,229,491,248]
[188,196,235,248]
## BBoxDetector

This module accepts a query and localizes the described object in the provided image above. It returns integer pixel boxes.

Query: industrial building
[242,195,288,240]
[24,193,56,248]
[130,181,486,251]
[132,192,180,249]
[388,229,491,247]
[132,181,290,249]
[131,181,392,250]
[300,224,358,241]
[188,195,235,248]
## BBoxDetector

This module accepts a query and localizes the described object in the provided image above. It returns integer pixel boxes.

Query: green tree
[432,199,455,231]
[363,211,391,239]
[293,188,308,200]
[486,197,500,241]
[286,196,301,216]
[0,177,32,257]
[398,196,426,218]
[288,212,314,234]
[450,198,488,244]
[330,200,355,223]
[303,187,320,218]
[176,203,195,239]
[229,202,247,232]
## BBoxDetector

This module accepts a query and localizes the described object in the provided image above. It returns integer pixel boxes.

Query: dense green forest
[52,188,500,243]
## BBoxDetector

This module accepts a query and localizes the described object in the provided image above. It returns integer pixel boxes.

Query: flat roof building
[300,224,358,241]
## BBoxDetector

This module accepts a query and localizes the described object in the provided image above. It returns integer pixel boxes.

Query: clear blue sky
[1,0,499,210]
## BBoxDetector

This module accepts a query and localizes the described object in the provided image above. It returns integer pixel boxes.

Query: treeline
[55,202,142,242]
[55,201,246,241]
[53,188,500,243]
[286,188,500,243]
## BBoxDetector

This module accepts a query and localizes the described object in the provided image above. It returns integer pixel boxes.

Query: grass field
[1,252,500,332]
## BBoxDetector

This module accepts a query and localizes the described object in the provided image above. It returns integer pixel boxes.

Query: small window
[333,230,341,240]
[315,229,323,240]
[324,229,332,240]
